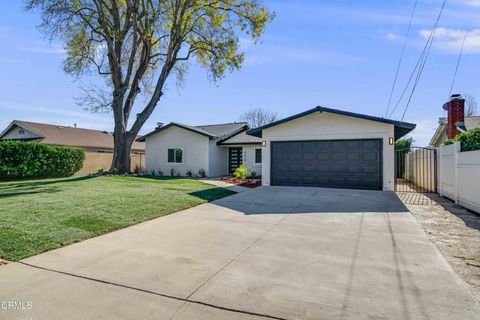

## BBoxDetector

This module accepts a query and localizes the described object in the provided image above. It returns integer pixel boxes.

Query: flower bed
[221,177,261,188]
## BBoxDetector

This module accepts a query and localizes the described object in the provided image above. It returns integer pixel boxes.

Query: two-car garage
[247,106,416,191]
[271,139,382,190]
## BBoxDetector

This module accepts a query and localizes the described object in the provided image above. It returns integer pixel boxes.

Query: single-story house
[137,122,263,177]
[429,96,480,147]
[139,106,415,191]
[0,120,145,174]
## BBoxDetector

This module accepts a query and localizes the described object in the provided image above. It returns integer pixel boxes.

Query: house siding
[145,126,209,176]
[260,111,395,191]
[208,140,228,177]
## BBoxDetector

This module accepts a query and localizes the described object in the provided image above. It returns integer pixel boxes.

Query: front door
[229,147,243,174]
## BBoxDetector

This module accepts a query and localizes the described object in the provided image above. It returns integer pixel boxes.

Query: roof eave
[247,106,417,139]
[137,123,215,142]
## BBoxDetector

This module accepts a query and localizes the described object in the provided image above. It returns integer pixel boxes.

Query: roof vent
[156,122,164,128]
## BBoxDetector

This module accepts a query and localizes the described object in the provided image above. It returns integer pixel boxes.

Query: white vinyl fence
[438,141,480,214]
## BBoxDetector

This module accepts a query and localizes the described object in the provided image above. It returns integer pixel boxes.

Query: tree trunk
[111,129,135,173]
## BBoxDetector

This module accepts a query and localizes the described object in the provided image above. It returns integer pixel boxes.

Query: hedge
[0,141,85,179]
[444,128,480,152]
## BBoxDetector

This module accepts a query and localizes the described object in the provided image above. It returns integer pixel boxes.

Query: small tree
[239,107,278,128]
[465,94,478,116]
[27,0,273,173]
[395,137,413,151]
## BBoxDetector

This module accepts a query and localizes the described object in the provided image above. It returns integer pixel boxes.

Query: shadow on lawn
[0,176,95,190]
[189,188,236,202]
[0,176,95,199]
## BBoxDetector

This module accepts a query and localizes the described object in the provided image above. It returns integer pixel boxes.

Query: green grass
[0,176,235,261]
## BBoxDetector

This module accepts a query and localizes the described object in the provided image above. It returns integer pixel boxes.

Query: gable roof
[0,120,145,151]
[247,106,416,140]
[217,129,262,145]
[429,116,480,146]
[137,122,247,142]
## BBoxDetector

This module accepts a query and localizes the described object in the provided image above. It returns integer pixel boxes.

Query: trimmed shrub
[456,128,480,151]
[444,128,480,151]
[233,165,251,180]
[0,141,85,179]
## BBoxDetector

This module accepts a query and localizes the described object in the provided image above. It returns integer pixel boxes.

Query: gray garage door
[271,139,382,190]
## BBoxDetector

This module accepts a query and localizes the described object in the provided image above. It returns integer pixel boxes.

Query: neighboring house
[430,94,480,147]
[430,116,480,147]
[137,122,262,177]
[140,106,415,191]
[0,120,145,174]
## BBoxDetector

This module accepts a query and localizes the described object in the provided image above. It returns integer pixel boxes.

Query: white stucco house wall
[137,122,262,177]
[138,106,415,191]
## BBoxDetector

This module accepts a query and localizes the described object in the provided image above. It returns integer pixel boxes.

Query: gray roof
[438,116,480,129]
[137,122,247,142]
[196,122,247,140]
[218,130,262,145]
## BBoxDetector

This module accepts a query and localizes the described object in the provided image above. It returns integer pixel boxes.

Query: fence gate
[395,147,437,193]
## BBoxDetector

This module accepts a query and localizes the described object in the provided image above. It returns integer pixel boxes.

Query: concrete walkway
[1,187,479,320]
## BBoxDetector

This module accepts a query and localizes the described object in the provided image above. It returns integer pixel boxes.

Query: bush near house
[444,128,480,151]
[233,164,251,180]
[0,141,85,179]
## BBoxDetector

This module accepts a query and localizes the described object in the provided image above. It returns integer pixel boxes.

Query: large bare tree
[239,107,278,128]
[27,0,273,172]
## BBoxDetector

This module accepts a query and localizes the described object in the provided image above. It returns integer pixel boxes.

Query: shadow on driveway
[210,186,409,215]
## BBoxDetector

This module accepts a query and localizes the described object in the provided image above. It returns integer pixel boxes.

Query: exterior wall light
[262,140,267,147]
[389,137,394,145]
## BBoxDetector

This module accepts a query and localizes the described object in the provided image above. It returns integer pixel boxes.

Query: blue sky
[1,0,479,146]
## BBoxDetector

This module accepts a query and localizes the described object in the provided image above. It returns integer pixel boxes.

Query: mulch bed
[221,177,261,188]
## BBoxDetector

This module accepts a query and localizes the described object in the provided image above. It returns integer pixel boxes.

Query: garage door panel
[271,139,382,190]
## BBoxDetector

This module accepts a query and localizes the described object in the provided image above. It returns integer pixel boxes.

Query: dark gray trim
[137,122,215,142]
[247,106,416,140]
[219,142,262,146]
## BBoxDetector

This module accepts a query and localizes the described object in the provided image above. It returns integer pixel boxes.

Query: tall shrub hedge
[0,141,85,179]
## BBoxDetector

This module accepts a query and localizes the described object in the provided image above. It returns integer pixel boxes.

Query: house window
[255,148,262,164]
[168,148,183,164]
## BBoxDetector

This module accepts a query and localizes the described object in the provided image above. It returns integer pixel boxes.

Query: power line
[385,0,418,118]
[400,0,447,121]
[448,33,467,98]
[387,0,447,120]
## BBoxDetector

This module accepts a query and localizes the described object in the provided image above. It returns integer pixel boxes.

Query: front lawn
[0,176,235,261]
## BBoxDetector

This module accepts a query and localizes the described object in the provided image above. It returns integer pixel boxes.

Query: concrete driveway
[1,187,479,320]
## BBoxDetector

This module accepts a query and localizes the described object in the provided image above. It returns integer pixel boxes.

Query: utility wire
[448,33,467,98]
[387,0,447,120]
[400,0,447,121]
[385,0,418,118]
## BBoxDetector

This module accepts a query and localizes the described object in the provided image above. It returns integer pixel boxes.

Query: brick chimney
[444,94,465,139]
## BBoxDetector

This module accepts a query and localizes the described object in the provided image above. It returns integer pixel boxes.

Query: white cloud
[420,27,480,53]
[16,42,66,54]
[0,57,30,64]
[455,0,480,7]
[386,32,404,41]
